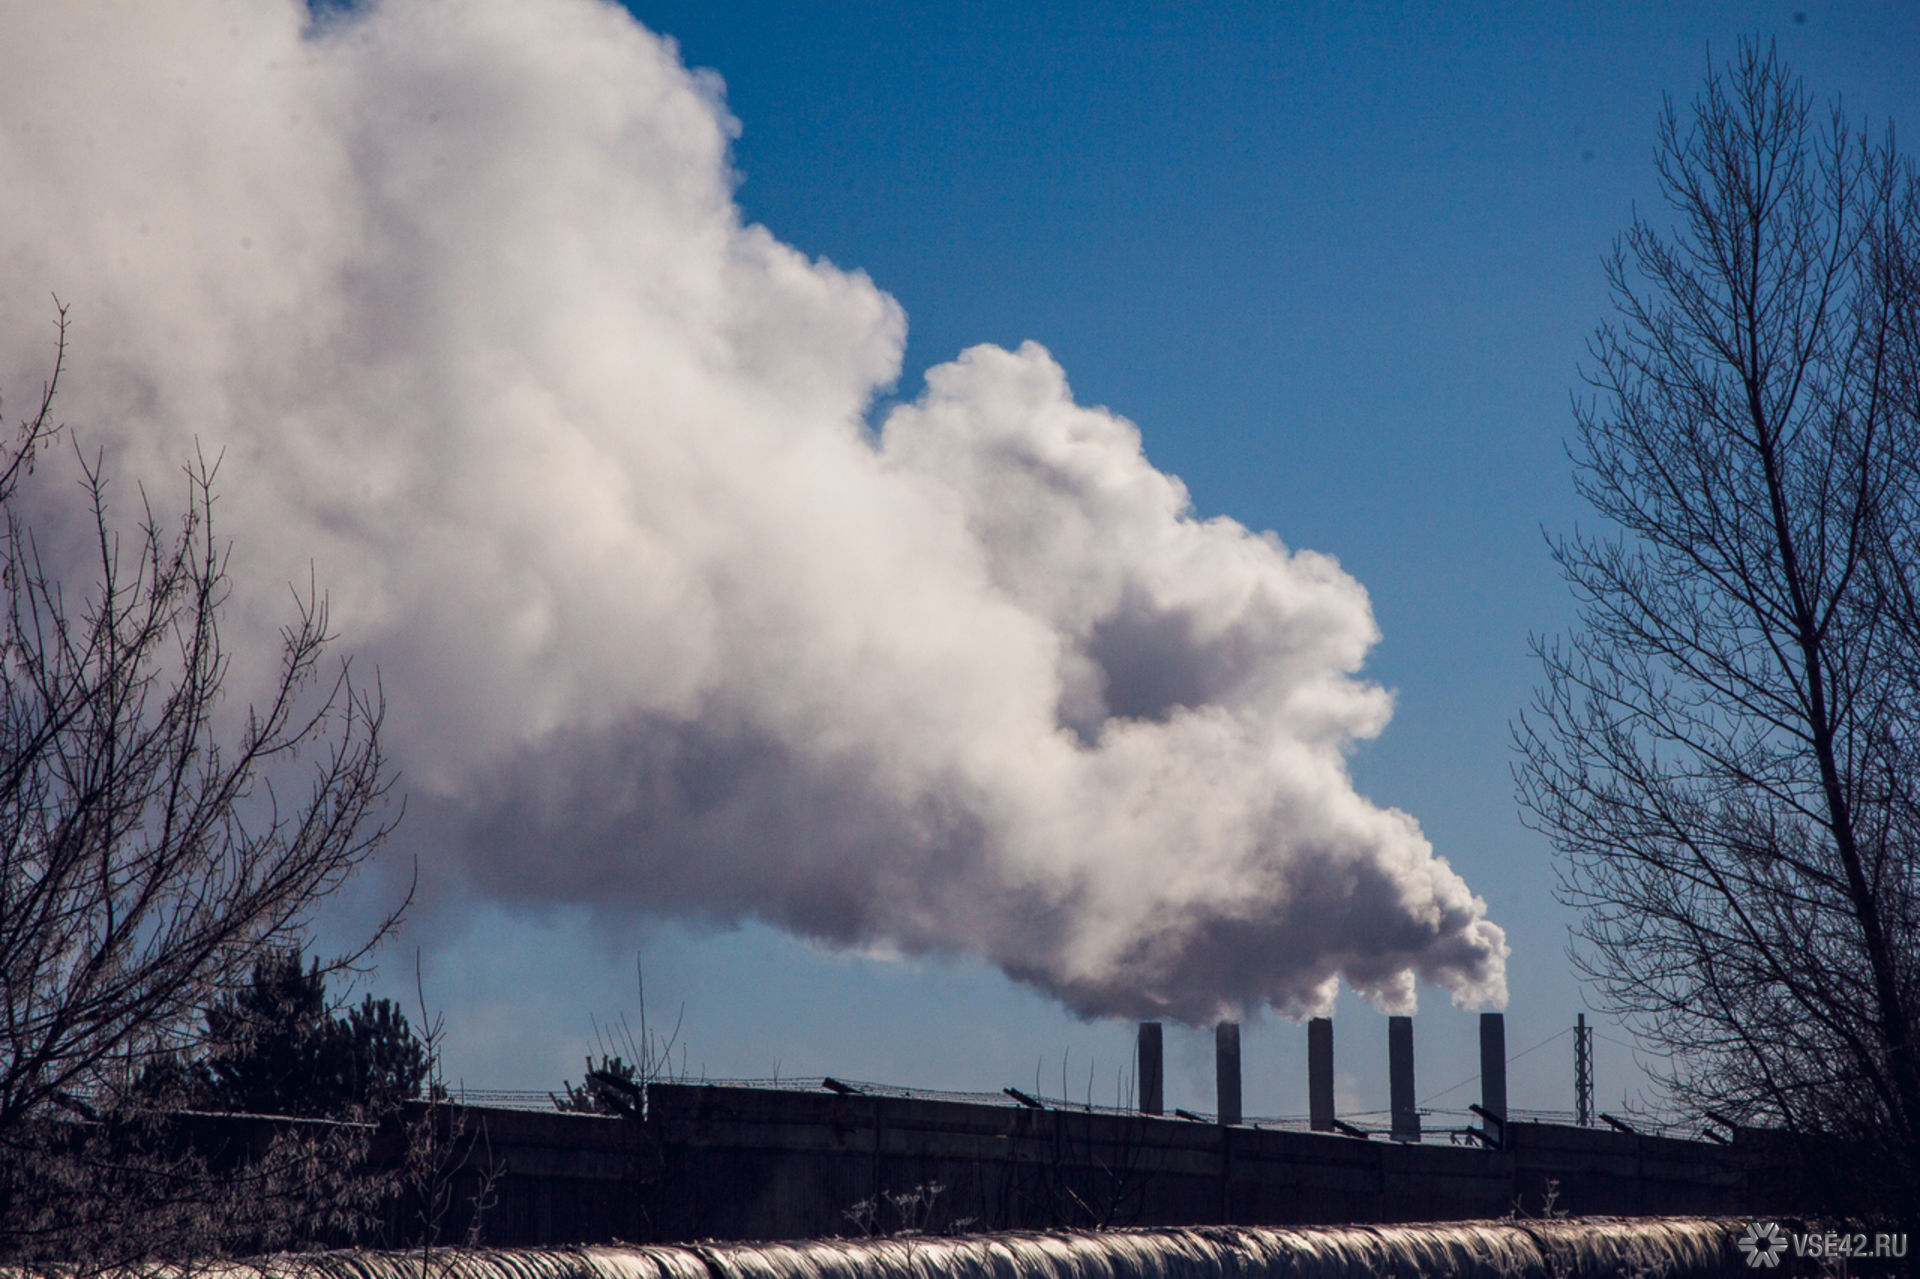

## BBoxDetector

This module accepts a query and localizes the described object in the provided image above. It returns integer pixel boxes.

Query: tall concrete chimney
[1308,1017,1335,1131]
[1480,1011,1508,1130]
[1389,1015,1420,1142]
[1137,1021,1164,1116]
[1215,1021,1242,1125]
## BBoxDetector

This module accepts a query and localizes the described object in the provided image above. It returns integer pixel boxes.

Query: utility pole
[1575,1013,1593,1126]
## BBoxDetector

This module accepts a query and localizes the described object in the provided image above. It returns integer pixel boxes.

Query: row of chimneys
[1135,1012,1508,1145]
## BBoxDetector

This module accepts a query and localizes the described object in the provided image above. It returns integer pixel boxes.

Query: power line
[1419,1026,1573,1106]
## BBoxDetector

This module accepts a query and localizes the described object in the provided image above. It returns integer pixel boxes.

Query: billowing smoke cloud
[0,0,1505,1020]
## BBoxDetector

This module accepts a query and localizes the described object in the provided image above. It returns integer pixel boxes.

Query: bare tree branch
[0,308,407,1263]
[1516,40,1920,1221]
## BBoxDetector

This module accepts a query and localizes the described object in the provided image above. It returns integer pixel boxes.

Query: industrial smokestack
[1308,1017,1335,1132]
[1215,1021,1242,1125]
[1389,1015,1420,1142]
[1138,1021,1164,1116]
[1480,1011,1507,1125]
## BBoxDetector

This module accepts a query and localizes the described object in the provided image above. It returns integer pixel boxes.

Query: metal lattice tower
[1575,1013,1594,1126]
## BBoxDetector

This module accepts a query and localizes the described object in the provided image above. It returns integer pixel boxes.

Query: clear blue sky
[282,0,1920,1125]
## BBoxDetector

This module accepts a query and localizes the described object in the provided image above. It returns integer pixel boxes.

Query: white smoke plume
[0,0,1506,1021]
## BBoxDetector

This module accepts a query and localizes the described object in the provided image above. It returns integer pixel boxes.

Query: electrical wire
[1418,1025,1574,1106]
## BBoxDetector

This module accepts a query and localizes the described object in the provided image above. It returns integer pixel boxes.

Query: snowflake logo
[1739,1222,1788,1268]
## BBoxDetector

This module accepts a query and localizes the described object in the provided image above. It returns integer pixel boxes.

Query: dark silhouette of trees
[0,309,404,1263]
[552,1054,644,1117]
[149,948,428,1120]
[1516,43,1920,1218]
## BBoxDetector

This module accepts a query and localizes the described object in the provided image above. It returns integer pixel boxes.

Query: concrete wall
[400,1085,1780,1247]
[390,1103,656,1245]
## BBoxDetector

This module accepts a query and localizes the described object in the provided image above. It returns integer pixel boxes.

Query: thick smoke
[0,0,1505,1020]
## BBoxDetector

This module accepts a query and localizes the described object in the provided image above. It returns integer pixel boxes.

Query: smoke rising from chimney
[0,0,1506,1021]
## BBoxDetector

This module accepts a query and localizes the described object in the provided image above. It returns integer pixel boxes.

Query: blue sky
[379,0,1918,1123]
[498,0,1911,1123]
[7,0,1917,1132]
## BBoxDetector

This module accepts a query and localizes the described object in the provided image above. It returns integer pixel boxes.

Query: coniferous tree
[193,949,428,1119]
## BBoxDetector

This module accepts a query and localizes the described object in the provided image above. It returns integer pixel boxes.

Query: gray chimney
[1137,1021,1164,1116]
[1480,1011,1508,1137]
[1308,1017,1335,1131]
[1389,1015,1420,1142]
[1215,1021,1242,1125]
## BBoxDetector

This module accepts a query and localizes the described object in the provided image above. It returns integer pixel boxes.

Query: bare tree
[1515,42,1920,1218]
[0,308,404,1261]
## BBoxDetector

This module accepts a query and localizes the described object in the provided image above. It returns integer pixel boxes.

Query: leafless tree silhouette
[1516,41,1920,1219]
[0,306,404,1264]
